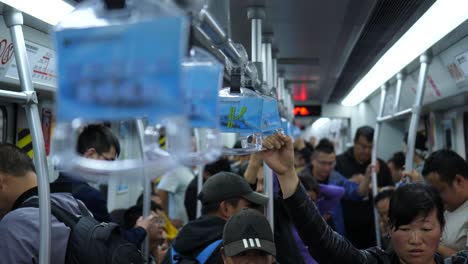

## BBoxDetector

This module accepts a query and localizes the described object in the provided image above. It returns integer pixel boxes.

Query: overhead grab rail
[371,51,432,248]
[195,7,261,89]
[3,6,52,264]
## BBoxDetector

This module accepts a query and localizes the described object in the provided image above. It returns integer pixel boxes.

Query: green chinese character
[227,106,247,128]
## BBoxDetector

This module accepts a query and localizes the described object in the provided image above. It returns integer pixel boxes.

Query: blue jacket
[299,166,362,235]
[55,174,146,246]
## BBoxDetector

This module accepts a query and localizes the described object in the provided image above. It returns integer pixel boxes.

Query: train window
[0,106,6,143]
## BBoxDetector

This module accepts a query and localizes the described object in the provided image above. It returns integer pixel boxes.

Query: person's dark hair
[123,201,163,230]
[354,126,374,143]
[313,138,335,156]
[204,157,232,176]
[374,189,395,206]
[0,143,35,177]
[389,184,445,230]
[422,149,468,183]
[299,176,320,195]
[201,197,241,215]
[404,131,428,151]
[76,124,121,157]
[136,194,163,210]
[388,152,405,170]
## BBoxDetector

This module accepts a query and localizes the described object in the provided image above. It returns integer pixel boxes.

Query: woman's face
[390,209,441,264]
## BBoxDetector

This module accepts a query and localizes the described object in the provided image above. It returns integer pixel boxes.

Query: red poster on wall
[41,108,52,155]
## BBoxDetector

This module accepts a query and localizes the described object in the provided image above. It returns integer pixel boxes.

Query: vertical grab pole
[262,36,273,89]
[372,83,388,248]
[263,37,274,231]
[4,7,51,264]
[195,128,205,218]
[136,119,150,262]
[263,162,274,233]
[405,53,431,175]
[393,72,405,113]
[248,7,265,84]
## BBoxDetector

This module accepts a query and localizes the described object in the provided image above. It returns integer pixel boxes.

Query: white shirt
[441,200,468,251]
[157,166,194,224]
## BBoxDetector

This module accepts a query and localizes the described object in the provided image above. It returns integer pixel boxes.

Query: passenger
[124,203,169,263]
[335,125,394,248]
[299,138,369,235]
[374,188,395,250]
[54,124,152,245]
[136,194,179,243]
[221,208,276,264]
[184,157,232,221]
[300,176,345,221]
[162,172,268,264]
[293,137,313,173]
[260,133,468,264]
[388,152,405,184]
[245,153,309,264]
[156,164,194,228]
[422,150,468,257]
[294,176,345,264]
[404,131,428,175]
[0,144,82,263]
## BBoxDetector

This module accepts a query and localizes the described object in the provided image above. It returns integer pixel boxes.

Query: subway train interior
[0,0,467,263]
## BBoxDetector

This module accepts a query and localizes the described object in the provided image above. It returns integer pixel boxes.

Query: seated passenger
[374,188,395,250]
[54,124,152,246]
[162,172,268,264]
[221,208,276,264]
[124,203,169,263]
[260,133,468,264]
[299,138,368,235]
[387,152,405,184]
[422,150,468,257]
[0,144,83,263]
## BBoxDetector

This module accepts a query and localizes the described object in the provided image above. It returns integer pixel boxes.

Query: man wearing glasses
[335,125,393,249]
[299,138,370,236]
[55,124,153,246]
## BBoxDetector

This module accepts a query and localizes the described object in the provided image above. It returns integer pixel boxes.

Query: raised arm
[261,134,371,264]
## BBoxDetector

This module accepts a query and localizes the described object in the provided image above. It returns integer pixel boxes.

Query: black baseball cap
[198,172,268,206]
[223,208,276,257]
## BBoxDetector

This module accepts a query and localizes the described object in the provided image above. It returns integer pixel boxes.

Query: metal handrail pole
[393,72,405,112]
[136,119,150,262]
[195,128,205,219]
[4,6,51,264]
[371,83,388,248]
[377,108,412,122]
[405,53,431,174]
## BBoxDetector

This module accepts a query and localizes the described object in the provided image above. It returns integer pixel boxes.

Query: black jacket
[284,183,468,264]
[54,174,147,246]
[168,215,225,264]
[335,148,394,249]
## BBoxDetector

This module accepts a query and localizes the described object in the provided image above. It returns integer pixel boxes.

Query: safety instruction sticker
[6,41,57,88]
[54,17,188,122]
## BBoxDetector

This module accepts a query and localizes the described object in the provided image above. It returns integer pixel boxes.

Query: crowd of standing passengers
[0,124,466,263]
